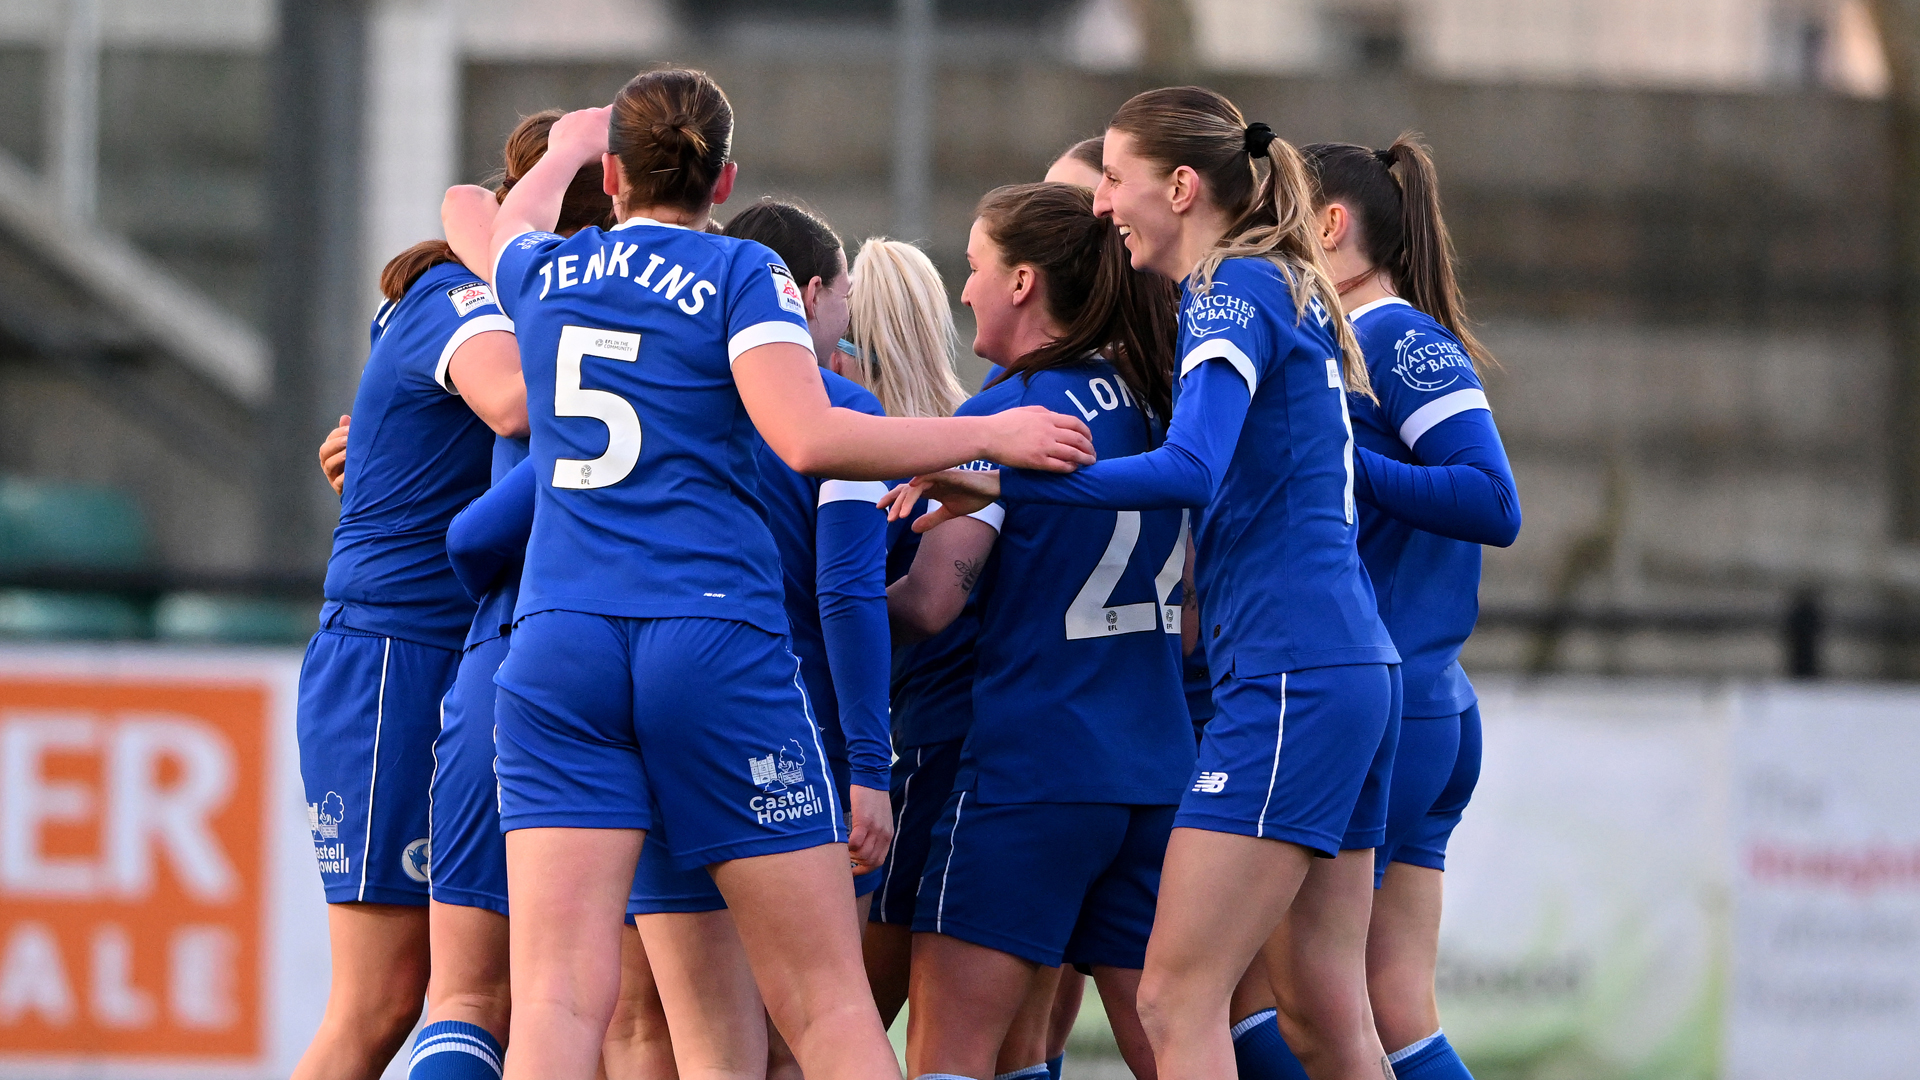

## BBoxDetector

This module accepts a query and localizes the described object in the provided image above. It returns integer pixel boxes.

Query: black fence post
[1785,587,1824,680]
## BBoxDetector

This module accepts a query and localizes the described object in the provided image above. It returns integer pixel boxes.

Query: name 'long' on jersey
[323,260,505,651]
[1349,297,1489,717]
[493,219,815,631]
[1179,258,1398,679]
[959,360,1193,806]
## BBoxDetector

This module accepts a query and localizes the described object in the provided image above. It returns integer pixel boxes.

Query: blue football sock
[1046,1053,1065,1080]
[1387,1031,1473,1080]
[1230,1008,1310,1080]
[408,1020,503,1080]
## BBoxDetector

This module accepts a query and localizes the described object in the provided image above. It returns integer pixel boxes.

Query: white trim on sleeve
[729,320,816,364]
[819,480,890,506]
[435,314,516,395]
[1398,388,1490,449]
[1344,296,1411,322]
[491,230,534,291]
[928,499,1005,534]
[1179,338,1258,397]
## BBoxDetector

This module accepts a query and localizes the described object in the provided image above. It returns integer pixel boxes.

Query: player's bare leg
[1365,863,1445,1053]
[425,901,512,1043]
[1263,850,1390,1080]
[864,921,913,1026]
[1045,967,1085,1066]
[712,843,902,1080]
[635,909,767,1080]
[292,903,430,1080]
[1231,954,1277,1027]
[501,827,645,1080]
[1134,829,1311,1080]
[1091,966,1156,1080]
[601,923,678,1080]
[907,932,1050,1078]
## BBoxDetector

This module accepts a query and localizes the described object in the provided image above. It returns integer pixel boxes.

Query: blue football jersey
[493,219,815,630]
[958,361,1192,805]
[753,369,892,790]
[1178,258,1399,677]
[464,435,531,649]
[1348,297,1489,717]
[322,260,508,650]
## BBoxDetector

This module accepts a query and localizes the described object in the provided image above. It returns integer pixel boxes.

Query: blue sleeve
[1354,408,1521,547]
[446,457,536,602]
[1001,357,1251,510]
[490,230,565,320]
[724,241,817,364]
[428,277,515,395]
[815,486,893,790]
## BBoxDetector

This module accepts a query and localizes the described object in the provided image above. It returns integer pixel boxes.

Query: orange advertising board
[0,676,267,1061]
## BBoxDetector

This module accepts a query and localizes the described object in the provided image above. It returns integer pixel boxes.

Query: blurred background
[0,2,1917,1079]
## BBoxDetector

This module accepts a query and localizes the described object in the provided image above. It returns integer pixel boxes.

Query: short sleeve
[1177,264,1273,397]
[1370,314,1488,450]
[949,382,1019,532]
[491,230,566,320]
[431,277,516,395]
[723,241,816,365]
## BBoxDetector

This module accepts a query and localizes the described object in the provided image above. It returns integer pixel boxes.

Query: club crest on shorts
[748,739,809,792]
[309,791,350,875]
[401,837,431,883]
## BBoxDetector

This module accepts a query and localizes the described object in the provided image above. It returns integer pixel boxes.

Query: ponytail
[379,240,457,302]
[1108,86,1372,402]
[1303,133,1494,370]
[976,182,1178,421]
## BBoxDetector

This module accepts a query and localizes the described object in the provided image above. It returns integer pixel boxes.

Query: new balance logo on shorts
[1192,771,1229,793]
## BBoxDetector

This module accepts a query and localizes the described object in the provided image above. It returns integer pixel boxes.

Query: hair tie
[1373,147,1396,168]
[1243,122,1276,159]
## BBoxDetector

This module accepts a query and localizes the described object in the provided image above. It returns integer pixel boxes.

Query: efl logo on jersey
[1390,329,1471,393]
[1184,291,1257,339]
[1192,771,1229,793]
[768,264,807,316]
[446,282,497,318]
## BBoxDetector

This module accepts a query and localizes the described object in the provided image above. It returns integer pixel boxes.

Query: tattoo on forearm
[954,557,984,592]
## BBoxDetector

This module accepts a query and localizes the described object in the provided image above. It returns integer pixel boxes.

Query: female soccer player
[1303,136,1519,1080]
[1044,137,1104,189]
[293,178,528,1080]
[885,181,1187,1080]
[888,87,1402,1080]
[439,69,1095,1080]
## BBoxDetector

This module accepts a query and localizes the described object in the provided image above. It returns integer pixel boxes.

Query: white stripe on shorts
[1255,673,1287,839]
[790,655,843,834]
[935,791,966,933]
[880,746,922,915]
[360,637,392,901]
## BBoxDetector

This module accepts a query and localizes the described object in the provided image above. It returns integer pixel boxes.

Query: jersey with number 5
[957,361,1192,805]
[1179,258,1397,679]
[493,219,814,631]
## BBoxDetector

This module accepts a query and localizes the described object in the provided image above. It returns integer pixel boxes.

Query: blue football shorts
[1377,702,1482,885]
[913,793,1174,970]
[1175,662,1397,858]
[297,626,458,905]
[870,739,964,927]
[493,611,846,869]
[429,632,511,915]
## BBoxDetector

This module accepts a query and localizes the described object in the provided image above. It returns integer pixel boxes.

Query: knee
[1133,971,1177,1042]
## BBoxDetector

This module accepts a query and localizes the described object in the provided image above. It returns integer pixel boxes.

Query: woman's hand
[980,405,1095,473]
[318,415,350,495]
[847,785,894,874]
[546,105,612,165]
[880,468,1002,532]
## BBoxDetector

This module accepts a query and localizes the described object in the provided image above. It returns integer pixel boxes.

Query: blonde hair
[848,238,968,419]
[1109,86,1372,401]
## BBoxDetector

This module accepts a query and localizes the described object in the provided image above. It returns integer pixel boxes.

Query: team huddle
[297,67,1520,1080]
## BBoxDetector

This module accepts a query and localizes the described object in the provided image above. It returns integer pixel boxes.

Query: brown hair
[1108,86,1371,400]
[608,67,733,215]
[978,182,1179,422]
[724,199,844,289]
[1302,134,1493,370]
[380,109,616,302]
[1064,136,1103,173]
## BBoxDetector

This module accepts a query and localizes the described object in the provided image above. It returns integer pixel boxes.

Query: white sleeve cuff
[819,480,890,506]
[1179,339,1258,396]
[1399,388,1490,448]
[435,314,516,394]
[729,320,816,364]
[928,499,1005,533]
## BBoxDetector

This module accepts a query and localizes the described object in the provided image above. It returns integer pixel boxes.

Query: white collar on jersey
[611,217,693,232]
[1345,295,1411,323]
